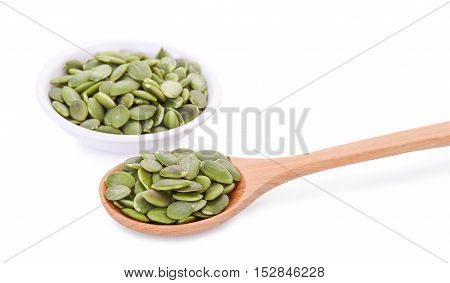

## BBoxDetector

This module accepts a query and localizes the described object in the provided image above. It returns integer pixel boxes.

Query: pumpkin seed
[189,90,207,108]
[173,192,203,202]
[204,183,224,200]
[129,105,156,120]
[106,171,135,188]
[68,71,91,87]
[74,81,96,93]
[49,87,64,102]
[132,90,157,102]
[193,211,211,218]
[164,96,184,109]
[160,165,188,179]
[122,208,150,222]
[52,101,69,117]
[141,190,172,207]
[80,118,100,130]
[51,75,73,85]
[151,104,165,126]
[121,120,142,135]
[202,194,229,215]
[64,59,82,73]
[142,119,154,133]
[90,64,112,81]
[109,63,129,82]
[133,180,146,195]
[96,55,127,65]
[118,199,135,209]
[141,158,163,172]
[69,100,88,121]
[113,201,125,209]
[152,126,167,133]
[103,109,112,126]
[175,181,203,193]
[82,81,102,96]
[188,73,207,92]
[143,84,166,102]
[134,192,155,214]
[194,175,211,192]
[123,156,142,171]
[87,98,105,121]
[165,72,179,81]
[191,199,207,212]
[152,179,191,191]
[200,160,233,184]
[223,183,236,194]
[117,93,134,108]
[161,81,182,98]
[155,151,177,166]
[178,104,200,123]
[194,150,226,161]
[167,201,193,220]
[110,80,140,96]
[61,86,81,106]
[147,207,175,224]
[216,159,241,181]
[128,60,152,81]
[163,110,179,129]
[97,125,122,134]
[177,154,200,180]
[105,185,131,200]
[138,167,153,190]
[110,105,130,128]
[177,216,196,224]
[157,57,177,73]
[93,92,116,109]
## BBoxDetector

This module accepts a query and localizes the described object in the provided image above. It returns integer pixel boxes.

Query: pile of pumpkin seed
[104,149,240,224]
[49,48,207,134]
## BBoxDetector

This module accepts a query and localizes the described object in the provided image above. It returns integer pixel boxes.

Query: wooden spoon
[100,122,450,236]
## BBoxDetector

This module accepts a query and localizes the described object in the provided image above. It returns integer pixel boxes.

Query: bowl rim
[36,39,221,143]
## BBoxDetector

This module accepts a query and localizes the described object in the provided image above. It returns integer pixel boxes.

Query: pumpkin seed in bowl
[103,149,240,224]
[49,48,208,135]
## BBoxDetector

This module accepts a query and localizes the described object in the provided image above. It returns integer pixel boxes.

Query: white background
[1,0,449,281]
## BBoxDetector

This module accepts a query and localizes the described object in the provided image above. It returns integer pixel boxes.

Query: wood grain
[100,121,450,236]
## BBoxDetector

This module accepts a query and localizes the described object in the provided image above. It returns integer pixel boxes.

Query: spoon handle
[276,121,450,178]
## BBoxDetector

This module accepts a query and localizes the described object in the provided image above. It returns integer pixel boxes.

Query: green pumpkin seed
[134,98,150,105]
[103,109,112,126]
[110,105,130,128]
[93,92,116,109]
[175,181,203,193]
[49,87,64,102]
[164,96,184,109]
[122,208,150,222]
[189,61,201,73]
[167,108,185,126]
[90,64,112,81]
[87,98,105,121]
[192,200,207,212]
[121,120,142,135]
[152,173,162,183]
[118,93,134,108]
[193,211,211,218]
[141,190,172,207]
[69,100,88,121]
[163,111,179,129]
[64,59,82,73]
[165,72,179,81]
[129,105,156,121]
[223,183,236,194]
[200,160,233,184]
[178,104,200,123]
[202,194,229,215]
[97,125,122,134]
[74,81,96,93]
[83,59,101,70]
[166,201,193,220]
[133,180,146,195]
[173,192,203,202]
[216,159,241,181]
[138,167,153,190]
[177,216,196,224]
[109,63,129,82]
[147,207,175,224]
[194,150,226,161]
[161,81,182,98]
[181,88,189,103]
[174,67,187,80]
[177,154,200,180]
[132,90,157,102]
[134,192,155,214]
[142,119,154,133]
[52,101,69,117]
[96,55,127,65]
[128,60,152,81]
[141,158,163,172]
[151,126,167,133]
[68,71,91,87]
[172,148,194,156]
[151,104,165,126]
[105,185,131,200]
[80,118,100,130]
[179,76,193,88]
[140,151,154,159]
[160,165,188,179]
[151,179,191,191]
[204,183,224,200]
[156,48,171,59]
[154,151,177,166]
[113,201,125,209]
[51,75,73,85]
[188,73,207,92]
[194,175,211,192]
[82,81,102,96]
[110,80,140,96]
[106,171,135,188]
[143,84,166,102]
[61,86,81,106]
[118,199,135,209]
[189,90,207,108]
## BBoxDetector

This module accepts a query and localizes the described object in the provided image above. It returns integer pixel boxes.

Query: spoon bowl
[100,121,450,235]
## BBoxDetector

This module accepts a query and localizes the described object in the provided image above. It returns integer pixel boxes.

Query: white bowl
[37,40,221,154]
